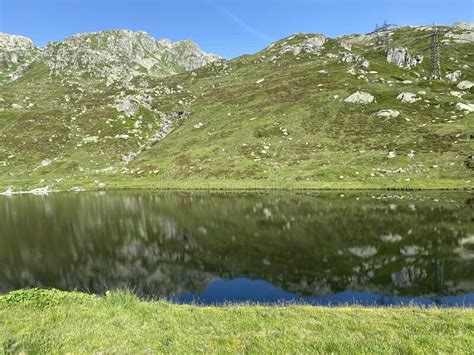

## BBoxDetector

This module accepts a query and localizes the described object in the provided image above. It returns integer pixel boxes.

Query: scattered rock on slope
[373,109,400,118]
[41,159,52,167]
[445,70,462,82]
[397,92,420,104]
[348,246,378,258]
[344,91,374,104]
[456,102,474,112]
[457,80,474,90]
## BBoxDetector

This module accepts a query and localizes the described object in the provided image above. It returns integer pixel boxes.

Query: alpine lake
[1,190,473,307]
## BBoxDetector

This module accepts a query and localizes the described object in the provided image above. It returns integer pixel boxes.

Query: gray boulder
[456,102,474,112]
[373,109,400,118]
[457,80,474,90]
[397,92,420,104]
[445,70,462,82]
[344,91,375,104]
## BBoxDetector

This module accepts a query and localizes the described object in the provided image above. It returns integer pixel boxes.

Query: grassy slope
[1,289,473,353]
[130,31,473,187]
[0,27,472,191]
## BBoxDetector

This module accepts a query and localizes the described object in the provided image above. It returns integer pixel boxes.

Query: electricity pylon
[429,23,441,80]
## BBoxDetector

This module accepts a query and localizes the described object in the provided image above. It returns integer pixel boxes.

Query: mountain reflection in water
[0,191,473,306]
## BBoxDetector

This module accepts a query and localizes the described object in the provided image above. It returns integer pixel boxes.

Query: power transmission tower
[374,33,381,48]
[373,20,396,49]
[382,31,389,48]
[429,23,441,79]
[374,23,381,48]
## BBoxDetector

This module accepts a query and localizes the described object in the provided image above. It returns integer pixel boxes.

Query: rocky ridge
[44,30,220,81]
[0,30,220,85]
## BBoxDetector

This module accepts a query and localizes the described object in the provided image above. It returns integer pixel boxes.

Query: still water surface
[1,191,473,306]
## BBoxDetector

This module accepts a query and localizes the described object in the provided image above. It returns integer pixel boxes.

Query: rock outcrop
[452,21,474,31]
[446,22,474,43]
[338,41,352,51]
[278,34,326,55]
[0,33,36,54]
[116,97,140,117]
[0,33,39,83]
[386,48,423,68]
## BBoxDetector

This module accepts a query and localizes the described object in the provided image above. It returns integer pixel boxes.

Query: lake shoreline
[0,177,472,196]
[1,289,473,353]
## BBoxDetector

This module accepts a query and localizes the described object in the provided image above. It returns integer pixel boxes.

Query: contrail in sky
[218,6,274,42]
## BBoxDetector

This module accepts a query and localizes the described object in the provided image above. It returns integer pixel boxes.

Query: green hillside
[0,24,473,192]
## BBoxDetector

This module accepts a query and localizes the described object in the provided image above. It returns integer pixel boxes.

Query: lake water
[0,190,473,307]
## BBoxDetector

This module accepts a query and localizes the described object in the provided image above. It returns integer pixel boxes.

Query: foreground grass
[1,289,473,353]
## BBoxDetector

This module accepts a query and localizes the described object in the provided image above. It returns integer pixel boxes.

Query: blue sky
[1,0,473,58]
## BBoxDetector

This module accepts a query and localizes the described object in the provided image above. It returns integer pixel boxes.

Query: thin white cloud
[218,6,274,42]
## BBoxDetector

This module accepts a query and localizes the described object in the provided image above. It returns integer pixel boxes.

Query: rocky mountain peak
[43,29,220,81]
[0,33,36,51]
